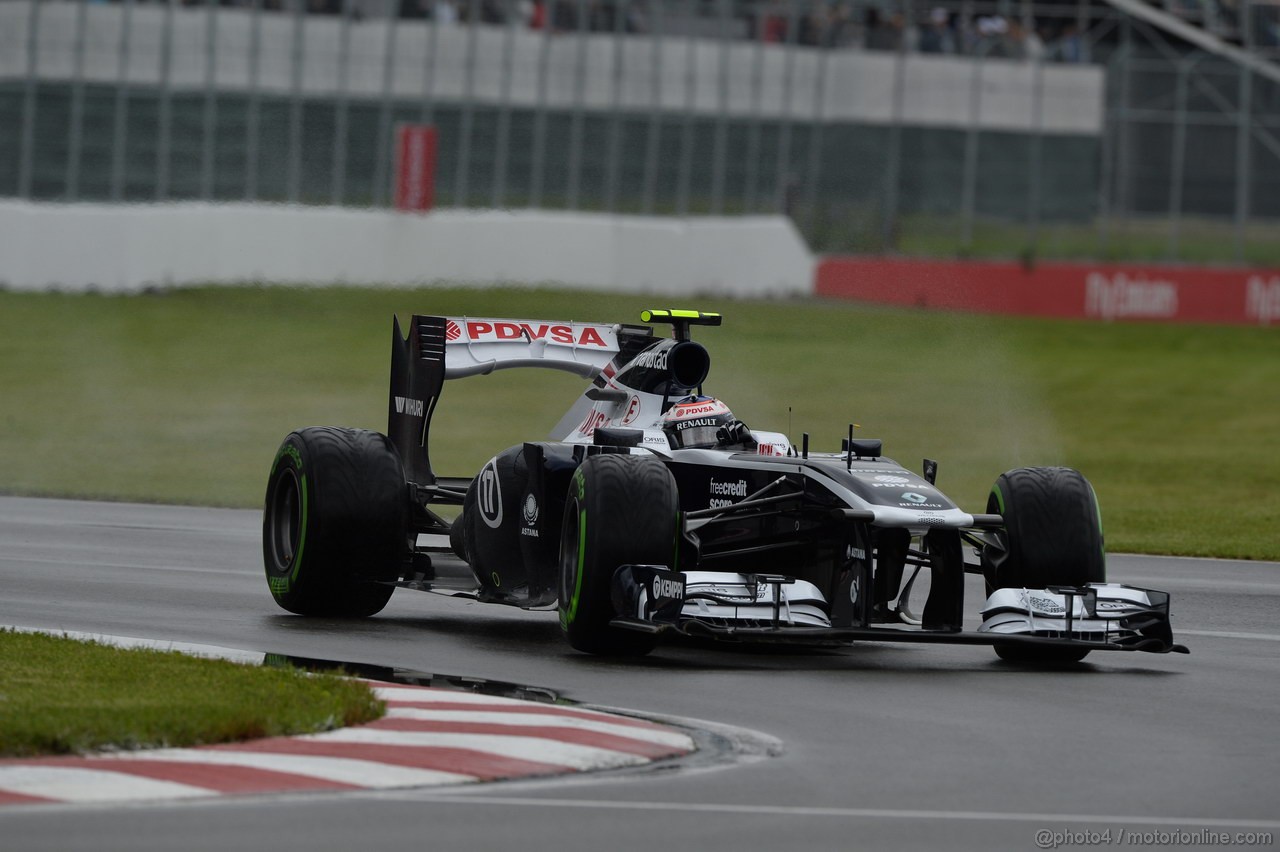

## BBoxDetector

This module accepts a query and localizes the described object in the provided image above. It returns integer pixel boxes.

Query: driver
[661,395,756,450]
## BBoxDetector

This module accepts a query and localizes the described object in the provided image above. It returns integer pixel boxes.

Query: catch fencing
[2,0,1277,262]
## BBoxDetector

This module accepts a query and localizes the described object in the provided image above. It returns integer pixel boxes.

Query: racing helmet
[661,396,735,450]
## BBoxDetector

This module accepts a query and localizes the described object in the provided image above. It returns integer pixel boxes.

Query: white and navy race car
[262,310,1187,663]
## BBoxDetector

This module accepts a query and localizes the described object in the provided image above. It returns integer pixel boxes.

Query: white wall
[0,2,1104,134]
[0,201,814,297]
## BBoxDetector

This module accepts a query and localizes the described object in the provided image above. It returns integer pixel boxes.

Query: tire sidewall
[557,455,676,656]
[264,435,311,606]
[262,427,404,617]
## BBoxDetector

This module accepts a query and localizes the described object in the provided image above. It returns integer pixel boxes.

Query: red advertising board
[393,124,438,213]
[815,257,1280,326]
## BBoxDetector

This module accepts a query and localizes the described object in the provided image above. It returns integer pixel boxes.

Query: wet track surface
[1,496,1278,851]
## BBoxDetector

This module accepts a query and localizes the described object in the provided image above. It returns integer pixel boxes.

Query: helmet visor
[674,424,720,449]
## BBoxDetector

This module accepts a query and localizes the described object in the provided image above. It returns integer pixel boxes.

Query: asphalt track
[1,496,1277,852]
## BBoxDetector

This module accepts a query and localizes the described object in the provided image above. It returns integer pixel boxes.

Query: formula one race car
[262,310,1188,663]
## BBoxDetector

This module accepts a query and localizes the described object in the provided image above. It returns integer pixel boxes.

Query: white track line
[401,794,1280,830]
[1177,629,1280,642]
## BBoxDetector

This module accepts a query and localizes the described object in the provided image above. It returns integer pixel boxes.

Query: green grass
[0,631,384,757]
[0,286,1276,559]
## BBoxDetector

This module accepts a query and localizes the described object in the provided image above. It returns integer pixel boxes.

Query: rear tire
[984,466,1105,664]
[558,454,678,656]
[263,427,407,617]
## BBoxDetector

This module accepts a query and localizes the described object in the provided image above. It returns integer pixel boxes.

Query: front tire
[558,454,678,656]
[263,427,407,617]
[984,466,1105,663]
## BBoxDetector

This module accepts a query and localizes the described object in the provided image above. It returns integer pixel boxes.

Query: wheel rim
[268,468,302,574]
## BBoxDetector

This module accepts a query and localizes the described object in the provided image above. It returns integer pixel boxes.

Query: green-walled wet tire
[263,427,407,617]
[558,454,678,656]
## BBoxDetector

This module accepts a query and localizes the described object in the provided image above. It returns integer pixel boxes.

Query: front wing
[609,566,1189,655]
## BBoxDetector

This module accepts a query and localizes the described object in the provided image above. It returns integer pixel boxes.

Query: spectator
[625,0,647,34]
[1057,21,1085,62]
[589,1,616,32]
[798,1,826,46]
[400,0,430,18]
[973,15,1009,56]
[761,0,789,43]
[551,0,577,32]
[1005,18,1045,60]
[918,6,956,53]
[528,0,546,28]
[432,0,459,23]
[865,6,903,51]
[825,1,853,47]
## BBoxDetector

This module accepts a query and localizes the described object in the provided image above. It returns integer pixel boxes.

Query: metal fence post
[287,0,306,204]
[244,0,262,201]
[710,0,731,215]
[604,0,627,213]
[372,8,398,208]
[1027,54,1045,256]
[1076,0,1091,64]
[773,0,798,214]
[1096,52,1118,253]
[566,0,589,210]
[529,5,552,208]
[331,0,354,206]
[17,0,40,199]
[200,0,219,201]
[1234,64,1254,262]
[493,2,518,209]
[676,4,697,216]
[803,29,830,236]
[1115,18,1133,232]
[960,42,988,251]
[420,4,440,125]
[455,0,482,208]
[641,0,663,214]
[66,0,90,201]
[742,6,765,213]
[1167,56,1192,260]
[337,0,357,205]
[882,16,908,250]
[110,0,134,202]
[155,0,175,201]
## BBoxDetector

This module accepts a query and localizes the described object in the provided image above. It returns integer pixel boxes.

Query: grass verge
[0,631,384,758]
[0,285,1276,559]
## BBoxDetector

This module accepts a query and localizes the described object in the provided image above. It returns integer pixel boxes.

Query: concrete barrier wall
[9,199,1274,326]
[0,200,813,297]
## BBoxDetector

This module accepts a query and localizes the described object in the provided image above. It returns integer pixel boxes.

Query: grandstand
[1,0,1277,262]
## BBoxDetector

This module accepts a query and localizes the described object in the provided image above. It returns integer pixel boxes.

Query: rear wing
[387,314,644,484]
